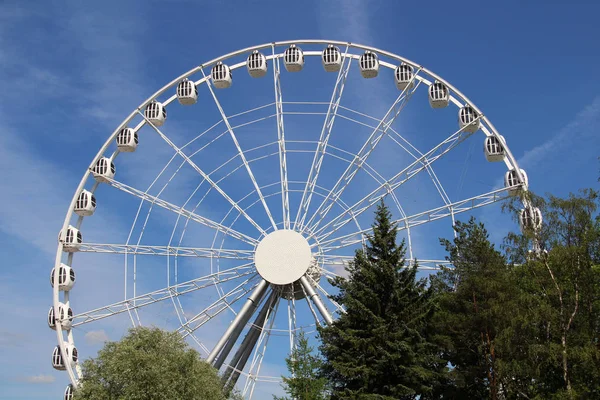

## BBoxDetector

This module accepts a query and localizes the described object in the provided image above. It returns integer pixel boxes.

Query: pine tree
[275,330,330,400]
[431,217,515,399]
[318,201,439,399]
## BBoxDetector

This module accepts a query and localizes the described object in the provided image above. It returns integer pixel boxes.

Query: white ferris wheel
[50,40,538,399]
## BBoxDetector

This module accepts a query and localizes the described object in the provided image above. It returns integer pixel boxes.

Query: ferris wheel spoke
[320,254,450,271]
[77,243,254,260]
[104,177,258,246]
[272,49,291,229]
[318,185,512,251]
[309,116,482,240]
[294,47,352,231]
[71,265,255,327]
[201,68,278,231]
[243,293,281,399]
[303,75,422,233]
[138,110,267,237]
[179,274,261,338]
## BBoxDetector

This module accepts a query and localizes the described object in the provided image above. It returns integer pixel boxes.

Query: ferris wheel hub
[254,229,312,285]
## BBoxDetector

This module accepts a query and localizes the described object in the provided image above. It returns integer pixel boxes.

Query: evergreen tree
[318,201,439,399]
[74,326,229,400]
[431,217,515,399]
[275,330,330,400]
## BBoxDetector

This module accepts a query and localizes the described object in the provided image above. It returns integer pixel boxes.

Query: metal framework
[52,40,528,399]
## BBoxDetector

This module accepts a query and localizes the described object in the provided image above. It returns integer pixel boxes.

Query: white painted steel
[254,230,312,285]
[52,40,529,397]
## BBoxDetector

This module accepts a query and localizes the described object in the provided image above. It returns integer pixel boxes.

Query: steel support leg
[207,279,269,366]
[222,290,278,394]
[299,275,333,325]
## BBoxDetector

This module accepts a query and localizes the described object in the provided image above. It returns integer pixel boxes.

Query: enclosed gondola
[359,51,379,78]
[50,263,76,291]
[394,63,414,90]
[91,157,115,182]
[144,101,167,126]
[58,226,82,252]
[458,105,480,133]
[504,168,528,196]
[74,189,96,217]
[116,127,138,152]
[322,45,342,72]
[212,62,232,89]
[429,81,449,108]
[247,51,268,78]
[283,44,304,72]
[176,78,198,105]
[484,135,506,162]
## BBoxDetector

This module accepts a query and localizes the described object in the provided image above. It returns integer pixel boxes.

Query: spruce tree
[275,330,330,400]
[318,201,438,399]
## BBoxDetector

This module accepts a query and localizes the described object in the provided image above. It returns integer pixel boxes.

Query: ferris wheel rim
[53,39,528,396]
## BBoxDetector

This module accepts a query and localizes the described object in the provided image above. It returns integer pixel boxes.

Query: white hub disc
[254,230,312,285]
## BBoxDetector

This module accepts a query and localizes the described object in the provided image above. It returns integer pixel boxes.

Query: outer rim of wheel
[53,39,528,390]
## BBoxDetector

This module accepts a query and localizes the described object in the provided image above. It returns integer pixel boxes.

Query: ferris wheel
[50,40,537,399]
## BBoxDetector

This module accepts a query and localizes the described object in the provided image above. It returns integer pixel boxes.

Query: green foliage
[74,326,227,400]
[431,217,515,399]
[431,189,600,399]
[502,189,600,399]
[275,330,330,400]
[319,201,440,399]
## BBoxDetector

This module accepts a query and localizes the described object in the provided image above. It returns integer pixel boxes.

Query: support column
[207,279,269,366]
[222,290,278,394]
[300,275,333,325]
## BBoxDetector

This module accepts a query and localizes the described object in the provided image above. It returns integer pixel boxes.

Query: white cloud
[23,374,56,384]
[85,330,110,344]
[518,96,600,169]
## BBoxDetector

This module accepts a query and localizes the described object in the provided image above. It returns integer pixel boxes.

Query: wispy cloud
[517,96,600,169]
[85,330,110,345]
[21,374,56,384]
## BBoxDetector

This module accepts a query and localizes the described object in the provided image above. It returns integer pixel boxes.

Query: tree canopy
[275,330,330,400]
[318,201,441,399]
[74,326,227,400]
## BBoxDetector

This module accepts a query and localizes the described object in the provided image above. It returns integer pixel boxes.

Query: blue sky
[1,1,599,399]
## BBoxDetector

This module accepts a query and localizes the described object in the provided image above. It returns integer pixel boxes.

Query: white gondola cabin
[212,62,232,89]
[64,384,74,400]
[48,303,73,331]
[527,248,548,261]
[247,51,267,78]
[92,157,115,182]
[51,263,76,291]
[504,168,528,196]
[429,81,449,108]
[395,64,414,90]
[359,51,379,78]
[284,45,304,72]
[58,225,82,252]
[322,45,342,72]
[484,135,506,162]
[458,105,480,133]
[74,189,96,217]
[144,101,167,126]
[52,343,78,370]
[116,127,138,152]
[176,78,198,105]
[520,207,543,232]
